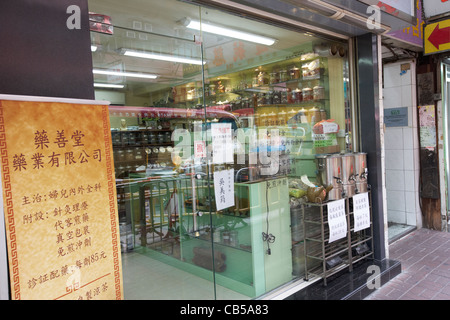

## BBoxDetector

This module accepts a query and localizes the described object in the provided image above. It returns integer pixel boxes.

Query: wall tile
[401,85,412,107]
[403,127,413,149]
[384,64,402,88]
[387,190,406,211]
[403,149,415,170]
[385,127,404,150]
[403,170,415,192]
[383,86,402,108]
[385,149,404,170]
[386,169,405,191]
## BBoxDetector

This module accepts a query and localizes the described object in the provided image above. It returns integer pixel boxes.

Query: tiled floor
[366,228,450,300]
[121,249,249,300]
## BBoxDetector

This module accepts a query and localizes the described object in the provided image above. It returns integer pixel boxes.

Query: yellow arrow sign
[424,20,450,55]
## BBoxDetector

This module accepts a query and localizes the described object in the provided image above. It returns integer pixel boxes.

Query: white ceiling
[88,0,334,96]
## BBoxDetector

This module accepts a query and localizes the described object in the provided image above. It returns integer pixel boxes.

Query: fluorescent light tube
[93,69,158,79]
[122,49,205,65]
[185,19,276,46]
[94,83,125,88]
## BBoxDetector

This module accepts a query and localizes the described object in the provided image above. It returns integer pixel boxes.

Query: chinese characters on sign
[194,140,206,159]
[211,123,233,164]
[213,169,235,211]
[353,193,371,232]
[327,199,347,243]
[12,129,102,171]
[0,99,123,300]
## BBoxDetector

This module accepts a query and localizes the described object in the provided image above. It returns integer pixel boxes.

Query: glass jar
[257,71,268,86]
[260,113,268,126]
[125,148,134,161]
[313,86,325,100]
[112,132,121,145]
[320,109,327,121]
[281,90,289,104]
[257,92,265,106]
[158,132,165,144]
[128,133,136,145]
[278,110,287,126]
[310,107,321,124]
[291,88,302,103]
[269,72,279,84]
[164,131,171,143]
[279,70,288,82]
[290,67,300,80]
[121,133,129,145]
[116,149,125,161]
[268,111,277,126]
[142,132,148,145]
[272,91,281,104]
[149,133,157,145]
[302,87,313,101]
[135,148,144,160]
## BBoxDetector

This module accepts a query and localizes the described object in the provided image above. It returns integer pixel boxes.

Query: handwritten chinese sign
[353,193,371,232]
[327,199,347,243]
[0,98,123,300]
[213,169,234,211]
[211,123,233,164]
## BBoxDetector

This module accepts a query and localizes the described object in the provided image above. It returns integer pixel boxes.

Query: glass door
[89,0,353,300]
[90,0,222,299]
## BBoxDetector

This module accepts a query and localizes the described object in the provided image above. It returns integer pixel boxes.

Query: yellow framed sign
[0,96,123,300]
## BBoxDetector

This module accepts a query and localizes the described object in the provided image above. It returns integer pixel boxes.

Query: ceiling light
[121,49,205,65]
[94,83,125,89]
[93,69,158,79]
[183,18,277,46]
[281,0,391,34]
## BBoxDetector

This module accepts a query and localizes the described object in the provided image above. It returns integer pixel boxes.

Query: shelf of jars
[170,54,329,112]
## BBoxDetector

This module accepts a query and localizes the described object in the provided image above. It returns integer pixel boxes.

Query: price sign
[353,193,371,232]
[327,199,347,243]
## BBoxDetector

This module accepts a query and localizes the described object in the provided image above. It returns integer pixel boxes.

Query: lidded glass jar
[313,85,325,100]
[302,87,313,101]
[290,66,300,80]
[279,70,288,82]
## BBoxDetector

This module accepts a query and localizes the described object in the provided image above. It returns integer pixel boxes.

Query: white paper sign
[353,193,371,232]
[327,199,347,243]
[212,123,233,164]
[214,169,235,211]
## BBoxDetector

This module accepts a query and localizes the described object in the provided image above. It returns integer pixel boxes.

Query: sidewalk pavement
[365,228,450,300]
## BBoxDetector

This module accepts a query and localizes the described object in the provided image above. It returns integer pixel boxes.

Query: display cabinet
[112,128,173,179]
[117,174,292,297]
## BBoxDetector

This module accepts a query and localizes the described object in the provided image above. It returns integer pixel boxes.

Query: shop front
[88,0,367,300]
[0,0,418,301]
